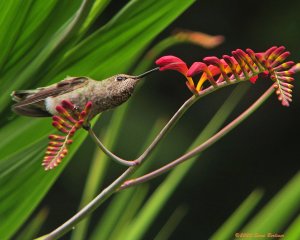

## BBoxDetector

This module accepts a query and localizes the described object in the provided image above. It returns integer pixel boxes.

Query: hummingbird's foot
[82,122,91,131]
[72,105,81,116]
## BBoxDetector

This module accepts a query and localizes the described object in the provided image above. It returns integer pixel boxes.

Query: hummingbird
[11,68,158,121]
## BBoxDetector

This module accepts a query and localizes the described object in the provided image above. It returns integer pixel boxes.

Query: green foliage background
[0,0,300,240]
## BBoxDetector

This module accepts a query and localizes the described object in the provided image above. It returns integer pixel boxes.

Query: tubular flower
[156,46,298,107]
[43,100,92,170]
[189,46,298,106]
[155,55,196,93]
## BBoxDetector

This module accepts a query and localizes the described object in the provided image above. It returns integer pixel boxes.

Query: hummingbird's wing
[11,77,88,117]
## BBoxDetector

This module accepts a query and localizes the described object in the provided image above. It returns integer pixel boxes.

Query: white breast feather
[45,97,57,115]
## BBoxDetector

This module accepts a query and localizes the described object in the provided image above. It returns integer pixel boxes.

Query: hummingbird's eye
[116,76,126,81]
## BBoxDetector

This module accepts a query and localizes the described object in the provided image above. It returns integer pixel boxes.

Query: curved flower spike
[156,55,195,92]
[187,46,298,106]
[157,46,299,106]
[43,101,92,170]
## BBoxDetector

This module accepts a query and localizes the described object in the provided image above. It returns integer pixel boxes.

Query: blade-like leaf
[210,189,264,240]
[284,213,300,240]
[243,171,300,233]
[0,0,94,112]
[41,0,196,83]
[0,131,88,240]
[14,208,49,240]
[153,205,188,240]
[0,0,195,239]
[2,0,59,71]
[0,1,34,71]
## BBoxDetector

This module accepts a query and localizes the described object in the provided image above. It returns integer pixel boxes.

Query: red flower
[156,56,196,92]
[156,46,299,106]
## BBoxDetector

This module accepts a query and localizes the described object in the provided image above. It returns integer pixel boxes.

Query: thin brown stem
[87,94,198,167]
[119,85,275,190]
[86,79,244,167]
[41,92,197,240]
[40,81,271,240]
[136,95,197,163]
[43,167,136,240]
[88,128,137,166]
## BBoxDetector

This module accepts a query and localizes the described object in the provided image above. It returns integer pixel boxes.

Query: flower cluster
[43,100,92,170]
[156,46,298,106]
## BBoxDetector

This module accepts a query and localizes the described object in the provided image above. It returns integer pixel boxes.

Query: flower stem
[42,94,197,240]
[43,167,136,240]
[42,83,274,240]
[119,85,275,190]
[136,95,197,163]
[88,128,137,166]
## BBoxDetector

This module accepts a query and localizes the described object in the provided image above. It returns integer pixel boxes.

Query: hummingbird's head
[107,67,159,98]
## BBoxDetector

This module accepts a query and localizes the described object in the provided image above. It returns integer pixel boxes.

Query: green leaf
[0,0,195,239]
[77,0,112,36]
[284,213,300,240]
[210,189,264,240]
[41,0,196,83]
[15,208,49,240]
[0,0,94,112]
[90,186,149,240]
[0,131,88,240]
[0,1,34,71]
[2,0,59,71]
[153,205,188,240]
[243,171,300,233]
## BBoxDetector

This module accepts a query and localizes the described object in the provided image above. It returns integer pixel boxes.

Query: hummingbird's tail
[11,89,51,117]
[11,89,39,102]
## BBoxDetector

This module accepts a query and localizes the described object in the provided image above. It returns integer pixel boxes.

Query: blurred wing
[12,77,88,117]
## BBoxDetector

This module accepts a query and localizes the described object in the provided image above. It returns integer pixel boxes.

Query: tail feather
[12,104,51,117]
[11,89,50,117]
[11,90,39,102]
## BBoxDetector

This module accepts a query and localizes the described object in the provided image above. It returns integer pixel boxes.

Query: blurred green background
[1,0,300,239]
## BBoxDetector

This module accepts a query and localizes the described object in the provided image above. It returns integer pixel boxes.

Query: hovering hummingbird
[11,68,158,120]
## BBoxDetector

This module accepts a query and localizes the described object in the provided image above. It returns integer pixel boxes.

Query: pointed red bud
[56,105,77,123]
[49,134,65,141]
[84,101,92,112]
[264,46,278,60]
[61,100,75,110]
[249,76,258,84]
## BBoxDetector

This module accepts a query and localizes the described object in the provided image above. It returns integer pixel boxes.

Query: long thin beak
[133,67,159,79]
